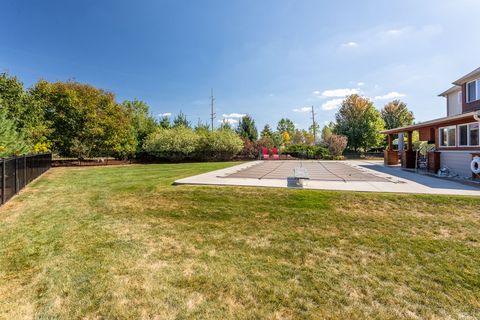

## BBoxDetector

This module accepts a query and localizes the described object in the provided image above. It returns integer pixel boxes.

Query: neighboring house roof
[452,67,480,85]
[438,85,461,97]
[381,111,479,134]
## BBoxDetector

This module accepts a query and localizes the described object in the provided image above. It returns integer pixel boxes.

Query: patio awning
[381,111,479,135]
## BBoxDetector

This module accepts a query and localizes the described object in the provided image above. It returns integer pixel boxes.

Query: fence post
[14,156,18,193]
[1,160,5,205]
[24,155,26,187]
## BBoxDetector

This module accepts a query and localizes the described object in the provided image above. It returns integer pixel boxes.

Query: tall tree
[123,99,157,154]
[381,100,414,130]
[158,116,171,129]
[321,122,336,143]
[30,80,136,158]
[219,120,233,131]
[276,118,295,136]
[260,124,273,139]
[335,94,384,152]
[172,111,190,128]
[236,115,258,141]
[0,102,29,157]
[0,73,49,146]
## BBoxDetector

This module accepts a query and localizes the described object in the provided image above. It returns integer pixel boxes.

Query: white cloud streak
[219,118,239,124]
[374,91,406,100]
[341,41,358,47]
[222,113,245,118]
[293,106,311,112]
[158,112,171,117]
[316,88,360,98]
[322,99,344,111]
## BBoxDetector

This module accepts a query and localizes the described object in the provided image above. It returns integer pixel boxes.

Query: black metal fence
[0,153,52,206]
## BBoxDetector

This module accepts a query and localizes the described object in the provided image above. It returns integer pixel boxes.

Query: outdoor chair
[262,147,270,160]
[272,147,279,160]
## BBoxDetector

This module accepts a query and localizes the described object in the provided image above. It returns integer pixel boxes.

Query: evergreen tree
[158,116,171,129]
[236,115,258,141]
[276,118,295,136]
[219,120,233,131]
[260,124,273,139]
[173,111,191,128]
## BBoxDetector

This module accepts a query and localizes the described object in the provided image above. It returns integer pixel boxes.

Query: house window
[439,126,456,147]
[470,123,479,146]
[466,80,479,103]
[458,124,468,146]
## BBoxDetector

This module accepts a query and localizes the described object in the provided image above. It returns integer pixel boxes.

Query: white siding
[440,151,473,177]
[447,91,462,116]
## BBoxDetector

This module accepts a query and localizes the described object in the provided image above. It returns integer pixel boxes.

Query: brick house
[382,67,480,178]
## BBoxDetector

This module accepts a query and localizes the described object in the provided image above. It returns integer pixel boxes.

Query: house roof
[381,111,479,134]
[438,85,461,97]
[452,67,480,85]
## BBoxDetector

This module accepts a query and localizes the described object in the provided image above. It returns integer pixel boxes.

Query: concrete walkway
[174,160,480,196]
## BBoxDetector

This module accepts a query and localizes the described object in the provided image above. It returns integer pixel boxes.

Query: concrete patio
[174,160,480,196]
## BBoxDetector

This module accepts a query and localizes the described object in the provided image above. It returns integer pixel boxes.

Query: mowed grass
[1,163,480,319]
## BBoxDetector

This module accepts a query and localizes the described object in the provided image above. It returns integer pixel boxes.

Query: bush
[284,144,329,159]
[324,134,348,157]
[197,129,243,161]
[144,127,243,161]
[239,138,258,159]
[144,127,199,161]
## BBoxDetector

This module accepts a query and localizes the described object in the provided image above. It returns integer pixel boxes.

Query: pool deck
[174,160,480,196]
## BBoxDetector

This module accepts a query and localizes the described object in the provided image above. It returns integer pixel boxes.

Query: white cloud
[219,118,239,125]
[322,99,344,111]
[293,106,311,112]
[318,88,360,98]
[357,82,365,86]
[222,113,245,118]
[374,91,406,100]
[158,112,171,117]
[341,41,358,47]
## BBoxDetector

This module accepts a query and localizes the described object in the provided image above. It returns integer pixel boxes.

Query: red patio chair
[272,147,279,160]
[262,147,269,160]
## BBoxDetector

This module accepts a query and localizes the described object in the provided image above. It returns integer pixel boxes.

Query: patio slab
[174,160,480,196]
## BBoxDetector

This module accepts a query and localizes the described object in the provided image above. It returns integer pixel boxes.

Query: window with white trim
[456,122,480,147]
[466,79,480,103]
[439,126,456,147]
[469,123,479,146]
[458,124,468,146]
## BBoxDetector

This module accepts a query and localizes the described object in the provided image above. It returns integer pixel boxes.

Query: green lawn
[1,163,480,319]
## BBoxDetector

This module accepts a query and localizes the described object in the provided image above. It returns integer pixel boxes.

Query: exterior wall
[440,151,474,177]
[462,83,480,113]
[447,91,462,116]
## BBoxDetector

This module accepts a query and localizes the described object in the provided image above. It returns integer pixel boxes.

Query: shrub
[144,127,243,161]
[144,127,199,161]
[284,144,328,159]
[197,129,243,161]
[324,134,348,157]
[239,138,258,159]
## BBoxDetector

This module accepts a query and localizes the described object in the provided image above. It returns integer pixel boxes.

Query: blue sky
[1,0,480,130]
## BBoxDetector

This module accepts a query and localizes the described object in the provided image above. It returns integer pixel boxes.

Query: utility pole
[311,105,317,144]
[210,88,216,131]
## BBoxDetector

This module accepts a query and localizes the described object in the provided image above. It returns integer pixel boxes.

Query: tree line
[0,72,414,159]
